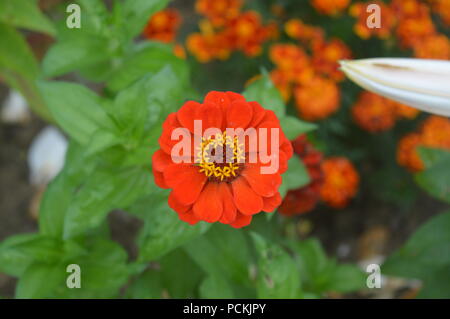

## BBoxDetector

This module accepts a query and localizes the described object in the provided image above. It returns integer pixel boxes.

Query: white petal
[1,90,31,123]
[28,126,68,186]
[340,58,450,117]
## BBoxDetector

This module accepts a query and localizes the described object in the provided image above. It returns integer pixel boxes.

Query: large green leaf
[15,261,66,299]
[63,167,152,238]
[280,116,317,140]
[0,0,55,35]
[37,81,114,145]
[383,212,450,298]
[131,189,210,262]
[242,72,286,118]
[184,225,252,285]
[106,42,188,92]
[39,142,99,238]
[251,233,302,298]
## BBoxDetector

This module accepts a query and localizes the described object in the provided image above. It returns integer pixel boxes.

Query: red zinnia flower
[152,91,293,228]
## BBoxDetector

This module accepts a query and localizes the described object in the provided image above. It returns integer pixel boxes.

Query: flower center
[196,132,245,182]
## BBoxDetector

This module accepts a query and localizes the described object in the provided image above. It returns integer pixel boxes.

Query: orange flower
[186,32,231,62]
[196,0,242,27]
[294,76,340,121]
[173,44,186,59]
[269,69,292,102]
[394,102,420,120]
[279,135,324,216]
[397,133,424,172]
[350,1,396,39]
[397,116,450,172]
[413,34,450,60]
[431,0,450,25]
[320,157,359,209]
[311,0,350,15]
[226,11,278,57]
[312,38,352,82]
[269,44,314,84]
[421,116,450,149]
[394,1,436,49]
[152,91,293,228]
[352,92,397,133]
[143,9,182,43]
[285,19,325,46]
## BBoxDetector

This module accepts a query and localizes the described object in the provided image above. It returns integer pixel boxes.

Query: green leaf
[0,233,41,277]
[39,142,99,238]
[251,233,302,298]
[243,72,286,118]
[184,225,252,285]
[15,262,66,299]
[383,212,450,298]
[42,35,112,78]
[122,0,169,39]
[37,81,114,145]
[415,149,450,203]
[106,42,189,93]
[199,275,235,298]
[63,167,152,238]
[279,157,310,198]
[0,0,55,35]
[132,189,210,262]
[55,238,131,298]
[280,116,317,140]
[0,23,51,120]
[328,264,366,293]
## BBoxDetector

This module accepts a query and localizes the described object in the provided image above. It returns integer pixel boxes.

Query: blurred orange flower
[285,19,324,46]
[394,102,420,120]
[413,34,450,60]
[320,157,359,209]
[312,38,352,82]
[352,92,397,133]
[186,32,231,62]
[430,0,450,25]
[279,135,324,216]
[143,9,182,43]
[397,116,450,172]
[350,1,396,39]
[311,0,350,15]
[269,44,314,84]
[294,77,340,121]
[227,11,278,57]
[397,133,424,172]
[196,0,242,27]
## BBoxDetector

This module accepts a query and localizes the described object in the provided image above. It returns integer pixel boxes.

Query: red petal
[164,164,208,205]
[177,209,200,225]
[262,192,282,212]
[204,91,231,111]
[168,191,191,213]
[152,149,172,172]
[241,164,282,197]
[198,102,223,133]
[193,182,223,222]
[177,100,201,133]
[248,102,266,128]
[229,213,252,228]
[153,168,169,188]
[226,100,253,129]
[231,177,263,215]
[218,183,237,224]
[226,91,246,102]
